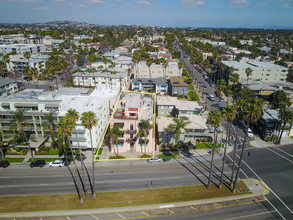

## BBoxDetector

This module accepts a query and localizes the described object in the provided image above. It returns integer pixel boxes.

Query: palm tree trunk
[0,147,4,159]
[50,125,57,150]
[230,126,239,187]
[144,131,147,155]
[277,121,286,145]
[207,127,217,188]
[21,125,34,160]
[89,130,96,198]
[232,122,249,193]
[219,121,231,189]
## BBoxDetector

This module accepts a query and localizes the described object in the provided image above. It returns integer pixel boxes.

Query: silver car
[147,157,162,163]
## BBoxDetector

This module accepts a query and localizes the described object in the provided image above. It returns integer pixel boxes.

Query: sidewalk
[0,178,269,218]
[249,136,293,148]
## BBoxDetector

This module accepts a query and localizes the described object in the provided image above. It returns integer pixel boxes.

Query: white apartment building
[72,71,129,90]
[0,77,18,98]
[134,60,182,79]
[0,88,120,149]
[0,44,46,55]
[7,54,49,75]
[222,61,288,83]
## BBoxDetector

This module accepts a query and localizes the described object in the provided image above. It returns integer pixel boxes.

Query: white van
[208,94,215,101]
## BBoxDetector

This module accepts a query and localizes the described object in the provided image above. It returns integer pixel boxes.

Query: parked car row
[0,160,65,168]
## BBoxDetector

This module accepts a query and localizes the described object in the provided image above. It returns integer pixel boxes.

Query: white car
[49,160,65,167]
[147,157,162,163]
[247,128,254,138]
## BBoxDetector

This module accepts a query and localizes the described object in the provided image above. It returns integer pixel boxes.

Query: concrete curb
[0,179,269,218]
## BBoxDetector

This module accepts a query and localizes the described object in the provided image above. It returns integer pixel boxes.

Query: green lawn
[0,181,250,213]
[0,158,25,163]
[188,90,200,101]
[196,143,224,149]
[28,158,62,162]
[158,153,177,159]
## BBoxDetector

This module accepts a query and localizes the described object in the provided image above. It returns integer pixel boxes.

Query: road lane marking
[266,147,293,164]
[166,208,175,214]
[264,196,285,220]
[116,213,125,218]
[223,210,276,220]
[66,217,71,220]
[141,211,149,216]
[40,217,43,220]
[271,146,293,157]
[214,203,222,207]
[159,204,174,208]
[92,215,99,220]
[189,206,198,210]
[237,156,293,216]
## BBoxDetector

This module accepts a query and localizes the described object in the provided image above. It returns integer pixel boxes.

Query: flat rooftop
[157,96,202,111]
[222,61,287,70]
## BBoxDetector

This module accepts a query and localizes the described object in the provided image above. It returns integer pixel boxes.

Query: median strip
[0,181,250,213]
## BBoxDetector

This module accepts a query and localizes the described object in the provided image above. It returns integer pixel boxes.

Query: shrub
[140,154,151,158]
[109,155,126,159]
[49,147,59,155]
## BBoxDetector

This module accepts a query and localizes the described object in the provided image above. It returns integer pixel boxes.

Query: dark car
[30,160,46,168]
[211,103,220,107]
[0,160,10,168]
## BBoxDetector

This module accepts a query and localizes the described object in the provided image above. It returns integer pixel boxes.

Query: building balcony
[114,114,138,120]
[126,129,137,134]
[126,137,137,143]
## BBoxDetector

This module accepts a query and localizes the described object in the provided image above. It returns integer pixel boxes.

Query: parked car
[215,90,221,96]
[147,156,162,163]
[220,97,224,102]
[30,160,46,168]
[211,103,220,107]
[247,128,254,138]
[180,151,192,158]
[0,160,10,168]
[49,160,65,167]
[208,94,216,101]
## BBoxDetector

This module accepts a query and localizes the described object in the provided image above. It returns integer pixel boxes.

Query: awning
[1,103,10,106]
[45,103,59,108]
[14,103,38,107]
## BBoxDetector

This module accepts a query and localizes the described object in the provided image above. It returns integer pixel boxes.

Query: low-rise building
[134,60,182,79]
[222,61,288,83]
[0,88,119,149]
[0,44,46,55]
[72,71,129,90]
[131,78,168,95]
[169,76,188,96]
[0,77,18,98]
[7,54,49,75]
[109,92,155,154]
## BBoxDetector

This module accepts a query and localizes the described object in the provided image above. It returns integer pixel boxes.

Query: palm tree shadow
[66,166,82,201]
[189,154,233,190]
[174,158,207,187]
[83,163,93,195]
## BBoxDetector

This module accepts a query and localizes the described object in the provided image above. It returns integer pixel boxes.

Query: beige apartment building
[222,61,288,83]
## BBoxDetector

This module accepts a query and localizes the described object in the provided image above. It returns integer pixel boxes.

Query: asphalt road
[0,158,230,196]
[227,143,293,219]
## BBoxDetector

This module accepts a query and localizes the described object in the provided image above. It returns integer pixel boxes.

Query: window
[168,106,173,109]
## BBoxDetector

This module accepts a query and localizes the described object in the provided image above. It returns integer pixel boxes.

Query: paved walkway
[0,178,269,218]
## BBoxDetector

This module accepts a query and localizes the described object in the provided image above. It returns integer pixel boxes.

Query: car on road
[30,160,46,168]
[208,94,216,101]
[147,156,162,163]
[247,128,254,138]
[220,97,225,102]
[215,90,221,96]
[49,160,65,167]
[211,103,220,107]
[0,160,10,168]
[180,151,192,158]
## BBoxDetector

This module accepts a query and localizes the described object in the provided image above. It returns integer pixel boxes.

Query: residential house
[0,77,18,98]
[131,77,168,95]
[169,76,188,96]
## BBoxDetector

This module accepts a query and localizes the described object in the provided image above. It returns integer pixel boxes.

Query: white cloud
[88,0,107,4]
[229,0,251,8]
[283,2,293,8]
[33,6,50,10]
[135,0,152,8]
[180,0,206,8]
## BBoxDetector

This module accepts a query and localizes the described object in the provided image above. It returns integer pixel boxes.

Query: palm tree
[216,79,226,104]
[146,58,152,79]
[219,105,237,189]
[23,51,31,70]
[11,110,34,159]
[57,117,74,162]
[207,109,222,189]
[277,109,293,144]
[245,67,253,85]
[106,124,124,156]
[178,61,183,75]
[102,57,108,69]
[81,111,97,198]
[232,98,263,193]
[44,112,57,149]
[31,67,39,89]
[230,73,239,103]
[137,120,153,155]
[167,117,190,153]
[162,60,168,78]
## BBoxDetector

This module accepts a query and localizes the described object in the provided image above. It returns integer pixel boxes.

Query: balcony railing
[126,129,137,134]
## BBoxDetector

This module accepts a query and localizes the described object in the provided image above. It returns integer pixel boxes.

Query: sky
[0,0,293,28]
